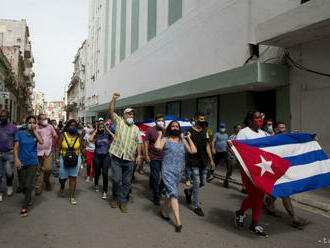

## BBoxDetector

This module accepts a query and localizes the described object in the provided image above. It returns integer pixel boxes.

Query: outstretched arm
[154,131,166,151]
[109,92,120,120]
[183,132,197,154]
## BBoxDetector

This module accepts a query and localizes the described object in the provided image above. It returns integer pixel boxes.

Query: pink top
[37,124,57,156]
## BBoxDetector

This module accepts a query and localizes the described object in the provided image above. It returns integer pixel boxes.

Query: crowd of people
[0,92,307,235]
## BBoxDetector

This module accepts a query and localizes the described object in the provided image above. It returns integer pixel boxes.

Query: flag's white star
[255,155,274,176]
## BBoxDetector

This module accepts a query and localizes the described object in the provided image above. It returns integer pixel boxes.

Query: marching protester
[145,114,166,206]
[84,123,96,182]
[0,109,18,202]
[229,124,242,140]
[56,119,85,205]
[35,114,57,194]
[232,110,269,236]
[212,123,231,188]
[263,118,275,135]
[89,122,114,199]
[14,116,44,217]
[155,120,197,232]
[108,92,143,213]
[184,112,215,216]
[50,120,60,177]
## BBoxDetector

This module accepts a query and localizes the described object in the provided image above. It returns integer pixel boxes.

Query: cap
[220,123,226,127]
[124,108,135,114]
[98,117,104,122]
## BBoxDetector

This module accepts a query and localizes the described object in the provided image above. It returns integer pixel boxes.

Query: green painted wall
[120,0,127,61]
[111,0,117,68]
[131,0,139,53]
[168,0,182,26]
[147,0,157,41]
[276,86,291,129]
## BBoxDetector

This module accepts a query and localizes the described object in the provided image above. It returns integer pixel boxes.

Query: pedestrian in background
[35,114,57,194]
[50,120,59,177]
[155,120,197,232]
[56,119,85,205]
[229,124,242,140]
[14,116,44,217]
[84,123,96,182]
[0,109,18,202]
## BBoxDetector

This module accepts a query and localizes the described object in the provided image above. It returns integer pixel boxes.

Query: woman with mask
[232,110,269,237]
[89,123,114,199]
[84,123,96,182]
[14,116,44,217]
[55,119,85,205]
[155,120,197,232]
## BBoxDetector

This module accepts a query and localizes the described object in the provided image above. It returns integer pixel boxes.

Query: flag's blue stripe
[136,115,191,124]
[236,133,316,148]
[272,172,330,197]
[284,150,329,166]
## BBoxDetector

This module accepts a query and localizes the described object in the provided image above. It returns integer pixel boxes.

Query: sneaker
[193,207,205,216]
[70,198,77,205]
[7,186,13,196]
[102,192,108,200]
[249,224,268,237]
[184,189,192,204]
[235,211,245,228]
[110,199,118,208]
[207,175,214,182]
[95,185,99,192]
[0,194,2,202]
[185,180,191,186]
[60,188,65,197]
[85,177,90,183]
[120,204,128,213]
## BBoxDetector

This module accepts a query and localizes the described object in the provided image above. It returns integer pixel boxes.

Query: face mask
[253,119,263,128]
[169,129,181,137]
[27,124,33,131]
[78,130,82,135]
[68,128,77,134]
[98,130,104,134]
[21,124,27,129]
[156,121,165,128]
[220,128,226,133]
[191,121,195,126]
[42,120,48,126]
[197,121,207,128]
[126,118,134,125]
[267,125,273,133]
[0,118,8,125]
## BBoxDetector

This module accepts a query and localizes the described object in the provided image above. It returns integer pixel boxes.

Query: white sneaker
[7,186,13,196]
[102,192,108,199]
[70,198,77,205]
[0,194,3,202]
[85,177,90,182]
[95,185,99,192]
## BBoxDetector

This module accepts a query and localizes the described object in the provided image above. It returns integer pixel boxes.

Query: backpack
[63,133,79,167]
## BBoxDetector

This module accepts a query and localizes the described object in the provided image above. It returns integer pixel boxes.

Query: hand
[32,123,37,131]
[210,161,215,170]
[136,156,143,166]
[212,149,216,155]
[261,113,265,120]
[157,130,162,137]
[15,159,22,169]
[184,131,191,139]
[113,92,120,100]
[145,155,151,164]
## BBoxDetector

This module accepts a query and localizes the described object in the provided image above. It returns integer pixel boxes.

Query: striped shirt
[110,113,143,161]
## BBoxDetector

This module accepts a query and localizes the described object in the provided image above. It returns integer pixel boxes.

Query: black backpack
[63,134,79,167]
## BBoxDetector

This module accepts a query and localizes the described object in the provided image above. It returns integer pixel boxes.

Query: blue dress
[162,138,185,199]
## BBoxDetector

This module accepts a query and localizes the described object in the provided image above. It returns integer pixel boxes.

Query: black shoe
[224,180,229,188]
[235,211,245,228]
[153,197,160,206]
[175,225,183,232]
[241,188,248,194]
[160,211,170,221]
[249,224,268,237]
[184,189,192,204]
[193,207,205,216]
[207,175,214,182]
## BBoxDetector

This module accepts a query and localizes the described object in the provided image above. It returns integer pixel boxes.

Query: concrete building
[45,101,65,122]
[32,91,45,116]
[66,41,88,121]
[85,0,330,154]
[0,19,35,121]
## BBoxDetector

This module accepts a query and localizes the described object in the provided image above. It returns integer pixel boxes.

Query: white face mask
[42,120,48,126]
[126,118,134,125]
[220,128,226,132]
[156,121,165,128]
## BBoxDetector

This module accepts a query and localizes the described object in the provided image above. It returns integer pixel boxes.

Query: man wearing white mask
[145,114,165,206]
[109,93,143,213]
[35,114,57,194]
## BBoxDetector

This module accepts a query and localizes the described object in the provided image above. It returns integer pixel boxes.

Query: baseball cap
[124,108,135,114]
[98,117,104,122]
[220,123,226,127]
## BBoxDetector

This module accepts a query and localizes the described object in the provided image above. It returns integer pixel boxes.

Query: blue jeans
[185,163,192,181]
[94,153,111,193]
[0,151,15,195]
[51,148,58,175]
[111,155,134,205]
[150,160,164,198]
[189,166,207,207]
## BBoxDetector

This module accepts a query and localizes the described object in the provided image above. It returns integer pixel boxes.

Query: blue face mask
[0,118,8,125]
[27,124,33,131]
[68,128,77,134]
[21,124,27,129]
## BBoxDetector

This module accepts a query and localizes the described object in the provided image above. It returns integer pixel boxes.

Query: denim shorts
[59,154,81,179]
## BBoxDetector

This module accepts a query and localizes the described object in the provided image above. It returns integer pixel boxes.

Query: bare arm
[32,125,43,144]
[207,143,215,169]
[144,140,150,163]
[109,92,120,120]
[56,134,63,162]
[183,133,197,154]
[88,130,97,142]
[154,131,166,150]
[14,141,22,169]
[105,126,115,139]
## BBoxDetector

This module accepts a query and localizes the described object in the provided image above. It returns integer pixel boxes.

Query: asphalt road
[1,170,330,248]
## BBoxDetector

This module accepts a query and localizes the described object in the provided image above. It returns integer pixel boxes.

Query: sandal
[20,209,28,217]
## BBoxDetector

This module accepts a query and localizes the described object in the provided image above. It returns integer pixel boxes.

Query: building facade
[32,91,45,116]
[45,101,65,122]
[85,0,330,154]
[0,19,35,122]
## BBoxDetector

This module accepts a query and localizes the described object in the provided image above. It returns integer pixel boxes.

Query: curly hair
[64,119,78,132]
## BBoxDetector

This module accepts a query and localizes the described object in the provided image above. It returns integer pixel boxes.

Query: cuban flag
[230,133,330,197]
[135,116,192,141]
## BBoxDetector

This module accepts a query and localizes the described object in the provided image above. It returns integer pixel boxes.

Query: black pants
[94,153,111,193]
[20,164,37,209]
[214,152,232,180]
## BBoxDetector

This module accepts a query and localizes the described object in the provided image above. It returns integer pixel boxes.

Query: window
[131,0,139,53]
[120,0,127,61]
[168,0,182,26]
[111,0,117,68]
[147,0,157,41]
[166,101,181,118]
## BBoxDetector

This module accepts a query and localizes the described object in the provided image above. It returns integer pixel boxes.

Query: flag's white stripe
[275,159,330,185]
[140,121,191,128]
[260,141,321,158]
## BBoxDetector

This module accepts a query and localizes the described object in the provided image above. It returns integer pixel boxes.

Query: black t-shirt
[187,127,209,168]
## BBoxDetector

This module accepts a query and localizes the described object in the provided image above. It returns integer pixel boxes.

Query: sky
[0,0,89,102]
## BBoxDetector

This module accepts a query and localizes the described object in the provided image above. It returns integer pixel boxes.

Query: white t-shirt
[236,127,268,140]
[84,132,95,152]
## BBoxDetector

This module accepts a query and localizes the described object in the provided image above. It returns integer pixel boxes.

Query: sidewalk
[214,164,330,214]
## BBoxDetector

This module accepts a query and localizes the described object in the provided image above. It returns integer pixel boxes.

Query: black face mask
[197,121,207,128]
[169,130,181,137]
[98,130,104,135]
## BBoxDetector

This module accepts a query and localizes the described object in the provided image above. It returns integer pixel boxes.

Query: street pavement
[1,168,330,248]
